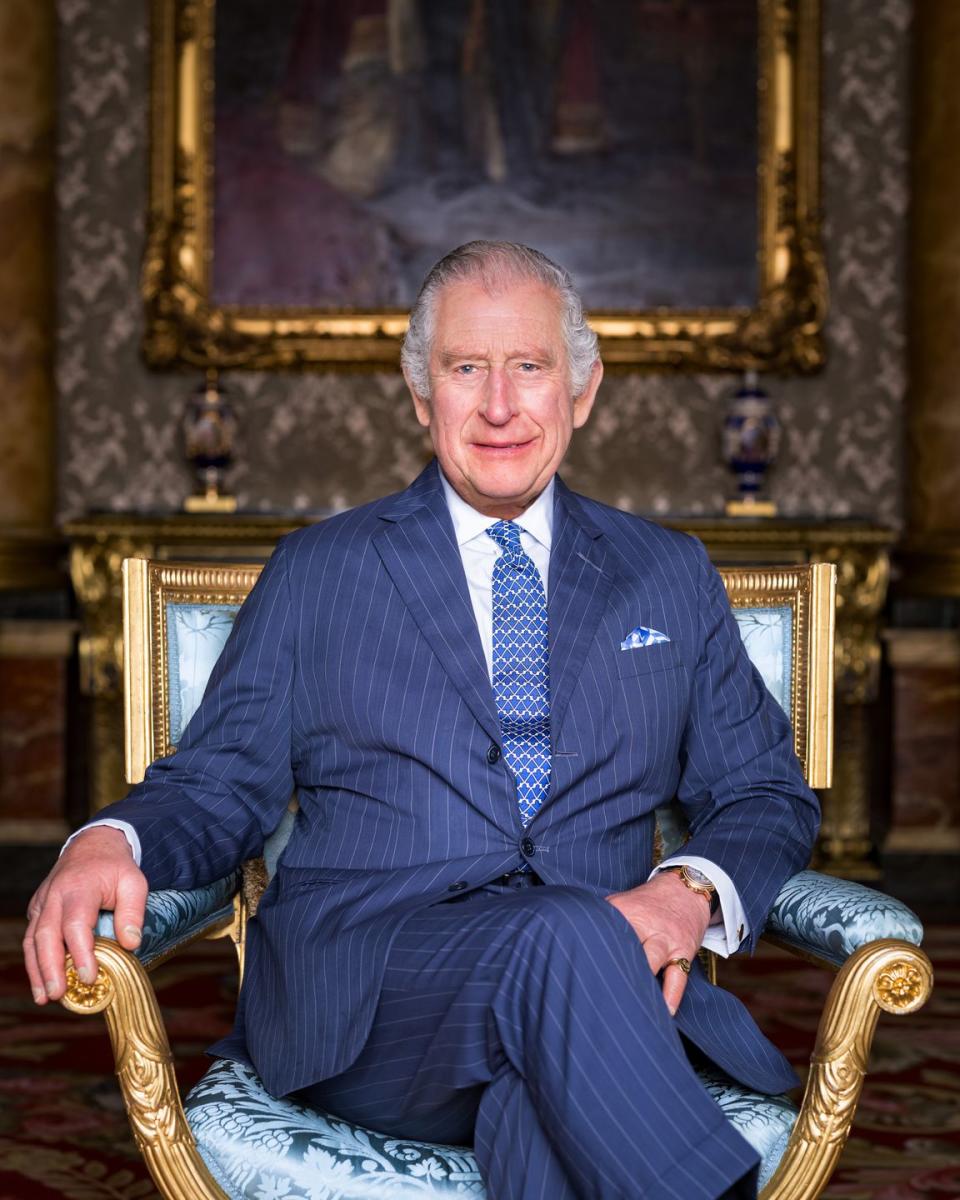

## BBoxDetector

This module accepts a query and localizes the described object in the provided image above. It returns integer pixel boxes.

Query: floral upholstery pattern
[732,605,793,720]
[697,1068,797,1193]
[186,1060,484,1199]
[185,1059,796,1200]
[94,873,238,968]
[166,602,241,747]
[764,869,923,968]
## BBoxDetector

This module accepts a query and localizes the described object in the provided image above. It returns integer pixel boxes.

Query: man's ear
[572,359,603,429]
[403,366,432,429]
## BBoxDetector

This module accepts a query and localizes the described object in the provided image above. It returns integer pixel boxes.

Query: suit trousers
[298,878,760,1200]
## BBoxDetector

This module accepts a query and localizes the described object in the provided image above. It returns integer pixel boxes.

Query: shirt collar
[439,469,555,552]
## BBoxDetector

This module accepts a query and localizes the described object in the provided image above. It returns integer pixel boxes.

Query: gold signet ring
[667,957,691,975]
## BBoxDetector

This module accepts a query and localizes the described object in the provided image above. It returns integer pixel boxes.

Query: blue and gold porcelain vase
[182,370,238,513]
[722,371,780,517]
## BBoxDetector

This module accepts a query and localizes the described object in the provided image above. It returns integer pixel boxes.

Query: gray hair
[400,241,599,400]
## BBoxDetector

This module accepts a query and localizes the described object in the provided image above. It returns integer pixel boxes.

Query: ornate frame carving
[720,563,835,788]
[143,0,826,372]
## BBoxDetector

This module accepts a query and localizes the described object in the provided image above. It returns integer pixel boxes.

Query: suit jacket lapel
[373,463,503,748]
[548,480,617,751]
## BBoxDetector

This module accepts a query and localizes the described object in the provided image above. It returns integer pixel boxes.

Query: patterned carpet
[0,920,956,1199]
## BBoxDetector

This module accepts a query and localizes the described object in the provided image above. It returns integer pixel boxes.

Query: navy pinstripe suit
[100,461,818,1197]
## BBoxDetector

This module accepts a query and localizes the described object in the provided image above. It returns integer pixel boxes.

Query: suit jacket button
[448,881,468,892]
[487,745,501,764]
[521,837,535,856]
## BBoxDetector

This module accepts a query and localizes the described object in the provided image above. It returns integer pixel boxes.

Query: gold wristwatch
[664,864,720,914]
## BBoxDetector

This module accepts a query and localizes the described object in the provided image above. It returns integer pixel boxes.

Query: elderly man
[25,242,817,1199]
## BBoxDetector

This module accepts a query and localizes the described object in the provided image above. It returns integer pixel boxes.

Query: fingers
[33,883,101,1001]
[638,933,694,1016]
[114,870,148,951]
[639,931,671,978]
[605,881,702,1017]
[60,885,105,988]
[661,961,691,1016]
[22,828,147,1006]
[23,886,52,1005]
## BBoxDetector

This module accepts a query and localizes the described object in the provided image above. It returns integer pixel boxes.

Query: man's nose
[480,367,515,424]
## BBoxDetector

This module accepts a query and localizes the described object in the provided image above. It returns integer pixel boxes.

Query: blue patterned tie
[487,521,551,825]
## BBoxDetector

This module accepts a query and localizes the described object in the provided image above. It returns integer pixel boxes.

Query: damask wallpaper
[55,0,911,524]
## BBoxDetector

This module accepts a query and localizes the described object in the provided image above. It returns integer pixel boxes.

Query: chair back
[123,559,263,784]
[721,564,834,790]
[122,557,835,872]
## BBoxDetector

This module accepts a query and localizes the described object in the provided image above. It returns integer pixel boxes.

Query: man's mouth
[474,439,534,451]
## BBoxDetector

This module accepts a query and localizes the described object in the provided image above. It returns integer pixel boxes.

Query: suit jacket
[102,461,819,1098]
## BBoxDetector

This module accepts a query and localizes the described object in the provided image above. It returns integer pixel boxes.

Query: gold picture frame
[143,0,825,373]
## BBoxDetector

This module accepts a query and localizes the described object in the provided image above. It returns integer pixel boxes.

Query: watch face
[684,867,713,888]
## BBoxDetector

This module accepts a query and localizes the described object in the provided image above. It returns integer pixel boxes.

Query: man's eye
[518,362,539,372]
[455,364,476,375]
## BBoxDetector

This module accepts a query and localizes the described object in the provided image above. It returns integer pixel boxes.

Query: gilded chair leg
[60,937,229,1200]
[759,939,934,1200]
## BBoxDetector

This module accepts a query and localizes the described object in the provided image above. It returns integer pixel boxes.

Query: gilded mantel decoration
[143,0,826,372]
[66,514,889,880]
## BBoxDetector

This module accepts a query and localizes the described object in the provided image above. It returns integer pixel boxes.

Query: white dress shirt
[73,472,749,954]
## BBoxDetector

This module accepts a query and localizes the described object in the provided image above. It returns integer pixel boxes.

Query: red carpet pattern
[0,921,956,1199]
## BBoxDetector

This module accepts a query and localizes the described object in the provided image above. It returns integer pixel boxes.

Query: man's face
[406,278,602,519]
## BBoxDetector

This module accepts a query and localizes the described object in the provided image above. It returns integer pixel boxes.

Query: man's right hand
[23,826,147,1005]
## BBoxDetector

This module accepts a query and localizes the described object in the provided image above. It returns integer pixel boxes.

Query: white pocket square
[620,626,671,650]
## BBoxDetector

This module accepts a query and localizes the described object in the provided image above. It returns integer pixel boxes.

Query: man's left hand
[605,872,711,1015]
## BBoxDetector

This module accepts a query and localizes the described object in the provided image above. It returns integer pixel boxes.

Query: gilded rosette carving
[60,938,229,1200]
[875,962,927,1014]
[760,940,933,1200]
[64,961,113,1013]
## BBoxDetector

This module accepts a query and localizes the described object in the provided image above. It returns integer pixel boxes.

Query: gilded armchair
[59,557,933,1200]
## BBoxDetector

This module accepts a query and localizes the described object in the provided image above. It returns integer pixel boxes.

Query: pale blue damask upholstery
[764,869,923,968]
[697,1069,798,1193]
[184,1059,796,1200]
[165,601,242,747]
[731,605,793,718]
[95,872,238,968]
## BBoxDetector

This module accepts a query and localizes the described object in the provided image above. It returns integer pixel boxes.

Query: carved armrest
[93,872,240,969]
[763,869,923,968]
[59,876,241,1200]
[759,937,933,1200]
[758,869,933,1200]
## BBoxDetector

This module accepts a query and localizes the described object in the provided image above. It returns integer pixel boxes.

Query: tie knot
[487,520,524,558]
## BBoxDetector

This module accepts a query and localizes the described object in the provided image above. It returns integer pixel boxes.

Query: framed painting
[143,0,825,371]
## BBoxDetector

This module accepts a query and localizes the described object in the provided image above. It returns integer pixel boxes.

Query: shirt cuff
[649,854,749,957]
[62,819,142,867]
